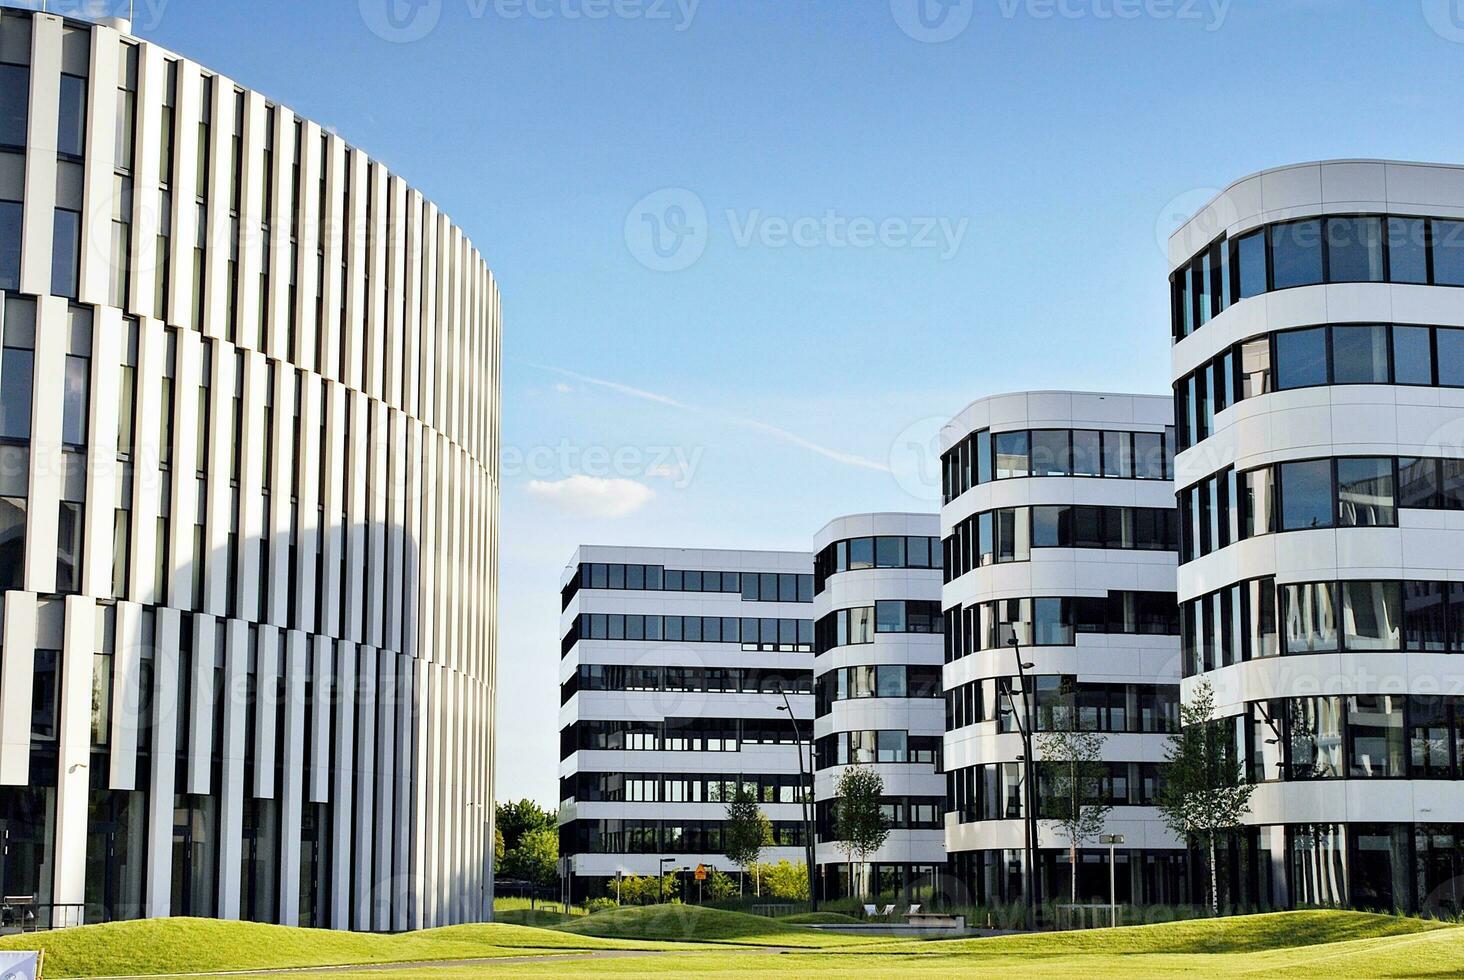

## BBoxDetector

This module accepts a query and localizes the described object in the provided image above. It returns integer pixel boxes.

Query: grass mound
[552,904,870,947]
[0,917,668,978]
[779,911,861,925]
[882,909,1448,956]
[494,908,577,927]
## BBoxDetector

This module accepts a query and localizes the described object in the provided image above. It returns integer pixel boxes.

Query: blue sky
[127,0,1464,806]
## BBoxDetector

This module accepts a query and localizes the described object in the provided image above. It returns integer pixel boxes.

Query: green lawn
[1,906,1459,979]
[551,905,875,947]
[0,916,681,978]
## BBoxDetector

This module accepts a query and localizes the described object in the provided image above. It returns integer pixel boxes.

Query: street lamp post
[658,856,676,904]
[777,690,819,912]
[1002,632,1041,932]
[1099,833,1125,927]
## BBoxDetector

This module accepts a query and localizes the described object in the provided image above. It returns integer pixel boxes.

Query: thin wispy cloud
[524,361,891,473]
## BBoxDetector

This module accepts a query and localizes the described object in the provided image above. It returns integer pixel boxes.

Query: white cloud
[525,475,654,518]
[553,382,574,394]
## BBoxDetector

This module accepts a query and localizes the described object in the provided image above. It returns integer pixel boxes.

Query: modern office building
[557,545,815,898]
[1170,160,1464,914]
[811,512,946,900]
[0,10,500,930]
[939,391,1188,906]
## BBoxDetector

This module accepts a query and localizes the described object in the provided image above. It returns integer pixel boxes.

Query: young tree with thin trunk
[1037,727,1112,902]
[723,786,772,896]
[832,767,890,900]
[1156,680,1254,915]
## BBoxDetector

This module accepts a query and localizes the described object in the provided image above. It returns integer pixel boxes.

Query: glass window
[995,508,1029,563]
[994,431,1029,479]
[1248,577,1279,659]
[875,666,906,698]
[875,600,906,633]
[1236,230,1267,298]
[1032,506,1065,548]
[849,537,873,570]
[1283,582,1338,654]
[57,75,86,159]
[51,208,81,299]
[1287,696,1343,778]
[778,573,796,602]
[875,536,904,568]
[1280,459,1334,530]
[1387,217,1428,284]
[0,199,19,292]
[1242,466,1275,538]
[0,64,26,149]
[1241,336,1272,398]
[1407,696,1452,778]
[1432,219,1464,286]
[905,536,929,568]
[1029,430,1070,477]
[0,345,32,440]
[1033,598,1072,646]
[1399,458,1440,509]
[1133,432,1164,480]
[976,430,993,483]
[1437,328,1464,387]
[1392,325,1433,385]
[1346,695,1406,777]
[1342,580,1401,651]
[1337,457,1395,527]
[1325,216,1384,282]
[1402,581,1448,652]
[1071,430,1101,477]
[1274,327,1329,389]
[0,495,24,590]
[1271,219,1323,289]
[1101,431,1132,478]
[876,730,907,763]
[1331,325,1389,384]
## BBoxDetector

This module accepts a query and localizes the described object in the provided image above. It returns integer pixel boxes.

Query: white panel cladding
[1171,163,1464,863]
[0,10,498,932]
[939,392,1184,863]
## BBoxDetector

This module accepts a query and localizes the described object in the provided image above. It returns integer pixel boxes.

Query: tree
[1037,727,1112,903]
[495,799,556,855]
[1156,680,1255,915]
[500,826,558,905]
[760,860,811,900]
[832,767,890,899]
[723,786,773,895]
[494,824,505,872]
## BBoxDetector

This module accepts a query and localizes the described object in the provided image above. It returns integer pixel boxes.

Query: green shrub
[585,897,618,914]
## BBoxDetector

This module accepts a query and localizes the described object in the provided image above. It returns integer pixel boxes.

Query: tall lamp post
[777,690,819,912]
[658,856,676,904]
[1001,632,1040,932]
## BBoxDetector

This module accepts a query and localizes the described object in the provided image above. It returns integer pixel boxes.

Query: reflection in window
[1284,582,1338,653]
[1386,217,1428,284]
[995,431,1029,480]
[1341,580,1401,651]
[1325,217,1384,282]
[1392,325,1434,384]
[1287,696,1343,778]
[1330,325,1389,384]
[1274,327,1328,390]
[1346,694,1405,777]
[1336,457,1395,527]
[1270,219,1323,289]
[1433,219,1464,286]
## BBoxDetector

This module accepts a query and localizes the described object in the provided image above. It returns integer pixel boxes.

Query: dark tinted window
[1029,430,1070,477]
[1398,458,1439,509]
[1336,457,1395,527]
[0,65,26,148]
[1432,219,1464,285]
[1392,325,1433,384]
[1331,325,1389,384]
[1236,230,1267,298]
[1270,219,1323,289]
[1437,328,1464,387]
[1386,217,1428,284]
[0,200,19,292]
[57,75,86,159]
[1280,460,1334,530]
[1326,217,1383,282]
[1274,327,1328,389]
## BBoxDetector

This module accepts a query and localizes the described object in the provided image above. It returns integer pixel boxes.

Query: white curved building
[1169,160,1464,914]
[810,513,946,901]
[939,392,1187,906]
[0,9,499,930]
